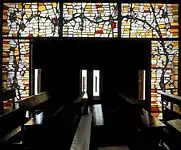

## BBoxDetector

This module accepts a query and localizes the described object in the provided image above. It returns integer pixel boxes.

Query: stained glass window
[63,3,118,37]
[3,3,60,37]
[1,2,180,116]
[3,39,30,100]
[151,40,179,119]
[121,3,179,38]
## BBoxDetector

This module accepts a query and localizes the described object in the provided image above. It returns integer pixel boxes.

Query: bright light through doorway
[81,70,88,99]
[93,70,100,97]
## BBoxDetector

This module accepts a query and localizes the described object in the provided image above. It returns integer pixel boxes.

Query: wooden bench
[159,91,181,121]
[119,93,166,149]
[22,92,85,149]
[0,91,86,149]
[0,92,50,148]
[70,112,92,150]
[158,92,181,149]
[16,91,50,111]
[0,109,26,144]
[167,119,181,132]
[141,108,166,128]
[138,108,166,149]
[118,93,166,128]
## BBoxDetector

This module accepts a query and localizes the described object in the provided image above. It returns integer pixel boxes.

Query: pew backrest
[0,108,26,142]
[159,91,181,120]
[159,91,181,106]
[141,108,166,128]
[17,92,49,110]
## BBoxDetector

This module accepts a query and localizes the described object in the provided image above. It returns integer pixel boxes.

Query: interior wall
[33,39,150,104]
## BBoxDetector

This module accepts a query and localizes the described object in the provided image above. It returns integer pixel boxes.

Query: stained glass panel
[151,41,179,119]
[38,3,60,37]
[3,3,23,37]
[63,3,118,37]
[3,39,30,100]
[121,3,179,38]
[3,3,38,37]
[152,4,179,38]
[3,3,60,37]
[1,2,181,118]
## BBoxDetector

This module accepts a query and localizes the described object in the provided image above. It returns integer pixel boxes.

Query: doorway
[33,39,150,104]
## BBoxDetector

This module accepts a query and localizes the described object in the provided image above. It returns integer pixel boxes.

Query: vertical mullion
[88,70,93,99]
[38,2,40,37]
[95,76,97,93]
[118,2,121,38]
[30,39,34,96]
[80,70,82,94]
[0,2,4,114]
[148,42,152,113]
[178,3,181,96]
[59,2,63,37]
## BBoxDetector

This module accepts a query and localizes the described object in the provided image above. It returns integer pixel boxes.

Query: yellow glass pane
[38,5,46,11]
[53,3,57,7]
[68,8,73,14]
[25,5,30,9]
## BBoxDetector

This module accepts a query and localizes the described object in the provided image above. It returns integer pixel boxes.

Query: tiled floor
[98,146,129,150]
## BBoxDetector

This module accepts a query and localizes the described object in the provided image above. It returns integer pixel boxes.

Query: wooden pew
[70,92,92,150]
[119,93,166,149]
[0,91,85,149]
[118,93,143,127]
[16,91,50,123]
[141,108,166,128]
[17,91,50,111]
[23,92,85,149]
[49,92,86,149]
[118,93,166,128]
[70,110,92,150]
[138,108,166,150]
[159,91,181,121]
[0,108,26,145]
[159,92,181,149]
[0,92,50,149]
